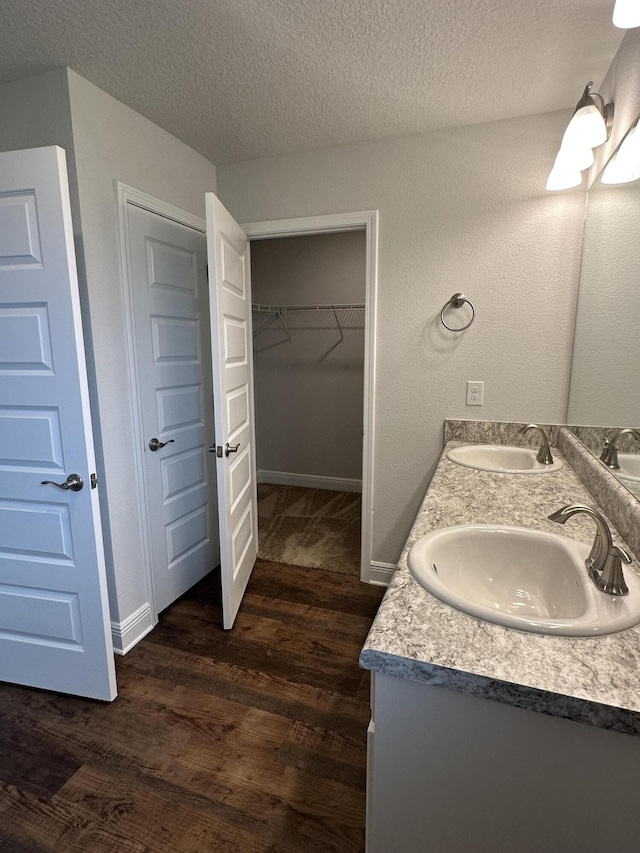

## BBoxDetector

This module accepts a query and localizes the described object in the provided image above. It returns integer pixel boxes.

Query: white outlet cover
[466,380,484,406]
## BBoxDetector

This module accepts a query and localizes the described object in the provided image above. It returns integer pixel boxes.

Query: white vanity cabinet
[366,672,640,853]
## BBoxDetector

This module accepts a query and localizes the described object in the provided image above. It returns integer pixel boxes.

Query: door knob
[41,473,84,492]
[211,443,241,458]
[149,437,175,452]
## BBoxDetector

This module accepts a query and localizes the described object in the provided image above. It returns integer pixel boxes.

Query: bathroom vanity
[361,422,640,853]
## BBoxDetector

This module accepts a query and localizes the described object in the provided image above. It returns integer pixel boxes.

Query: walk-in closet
[250,231,366,577]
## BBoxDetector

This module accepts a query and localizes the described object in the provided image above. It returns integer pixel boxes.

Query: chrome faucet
[548,503,632,596]
[519,424,554,465]
[600,428,640,469]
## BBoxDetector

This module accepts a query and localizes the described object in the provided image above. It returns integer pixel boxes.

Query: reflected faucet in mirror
[600,428,640,469]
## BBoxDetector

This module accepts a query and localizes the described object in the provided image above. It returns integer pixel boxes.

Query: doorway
[242,211,378,583]
[119,199,378,645]
[251,232,365,576]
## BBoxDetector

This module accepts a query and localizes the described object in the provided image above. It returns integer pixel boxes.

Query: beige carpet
[257,483,361,576]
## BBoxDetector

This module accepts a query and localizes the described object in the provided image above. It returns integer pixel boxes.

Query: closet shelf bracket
[253,307,291,345]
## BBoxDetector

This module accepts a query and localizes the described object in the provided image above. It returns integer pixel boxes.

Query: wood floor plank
[156,597,370,672]
[145,623,365,697]
[0,560,385,853]
[0,715,82,800]
[120,641,370,739]
[274,719,367,790]
[58,764,268,853]
[0,782,149,853]
[240,591,379,641]
[248,559,384,616]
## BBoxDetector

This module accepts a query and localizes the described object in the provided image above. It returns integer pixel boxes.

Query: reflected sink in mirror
[616,453,640,482]
[446,445,564,474]
[566,426,640,498]
[408,524,640,636]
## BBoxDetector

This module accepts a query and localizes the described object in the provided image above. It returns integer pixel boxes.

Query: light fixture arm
[575,82,596,110]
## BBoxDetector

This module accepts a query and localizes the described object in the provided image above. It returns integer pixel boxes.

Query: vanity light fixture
[601,120,640,183]
[546,82,614,191]
[613,0,640,28]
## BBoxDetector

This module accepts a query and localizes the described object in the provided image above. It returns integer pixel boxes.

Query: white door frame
[116,183,207,646]
[242,211,379,584]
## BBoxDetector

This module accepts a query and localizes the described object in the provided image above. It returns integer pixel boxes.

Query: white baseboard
[111,602,155,656]
[258,469,362,493]
[368,561,396,586]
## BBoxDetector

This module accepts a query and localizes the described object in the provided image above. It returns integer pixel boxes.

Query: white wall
[218,113,586,563]
[0,69,75,158]
[67,70,218,623]
[252,232,365,482]
[0,70,82,257]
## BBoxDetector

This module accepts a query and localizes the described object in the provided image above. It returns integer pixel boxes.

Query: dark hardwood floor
[0,559,385,852]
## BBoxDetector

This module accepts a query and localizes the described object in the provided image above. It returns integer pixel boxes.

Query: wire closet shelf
[252,303,365,346]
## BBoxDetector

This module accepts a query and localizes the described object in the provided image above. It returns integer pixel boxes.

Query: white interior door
[126,203,219,615]
[0,146,116,700]
[206,193,258,629]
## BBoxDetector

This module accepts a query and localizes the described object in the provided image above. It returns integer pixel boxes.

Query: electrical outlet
[466,380,484,406]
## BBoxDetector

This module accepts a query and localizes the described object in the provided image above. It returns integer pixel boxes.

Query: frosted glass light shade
[613,0,640,28]
[560,141,594,171]
[562,104,607,149]
[546,152,583,191]
[601,157,640,184]
[601,123,640,184]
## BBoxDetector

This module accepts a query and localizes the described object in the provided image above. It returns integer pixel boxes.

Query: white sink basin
[447,444,564,474]
[616,453,640,482]
[408,524,640,636]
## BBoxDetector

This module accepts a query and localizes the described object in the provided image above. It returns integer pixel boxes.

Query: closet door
[205,193,258,629]
[126,204,218,615]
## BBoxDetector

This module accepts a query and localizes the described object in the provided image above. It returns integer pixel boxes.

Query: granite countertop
[360,441,640,736]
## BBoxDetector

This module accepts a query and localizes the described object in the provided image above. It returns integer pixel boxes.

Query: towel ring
[440,292,476,332]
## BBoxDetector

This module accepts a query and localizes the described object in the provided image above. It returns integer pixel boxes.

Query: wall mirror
[566,117,640,501]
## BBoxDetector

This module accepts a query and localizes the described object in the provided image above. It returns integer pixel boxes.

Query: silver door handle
[212,442,241,458]
[41,473,84,492]
[149,437,175,452]
[209,442,240,459]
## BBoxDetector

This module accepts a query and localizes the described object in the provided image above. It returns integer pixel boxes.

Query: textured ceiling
[0,0,625,164]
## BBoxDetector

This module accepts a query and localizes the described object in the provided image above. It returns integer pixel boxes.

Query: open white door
[0,146,116,700]
[205,193,258,629]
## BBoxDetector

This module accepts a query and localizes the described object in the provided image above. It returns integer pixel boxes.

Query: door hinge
[90,473,98,489]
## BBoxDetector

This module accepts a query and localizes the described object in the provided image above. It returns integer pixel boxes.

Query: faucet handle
[613,544,632,565]
[594,545,632,596]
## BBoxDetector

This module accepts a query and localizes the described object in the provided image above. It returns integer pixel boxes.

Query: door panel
[126,204,218,615]
[206,193,258,629]
[0,146,116,700]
